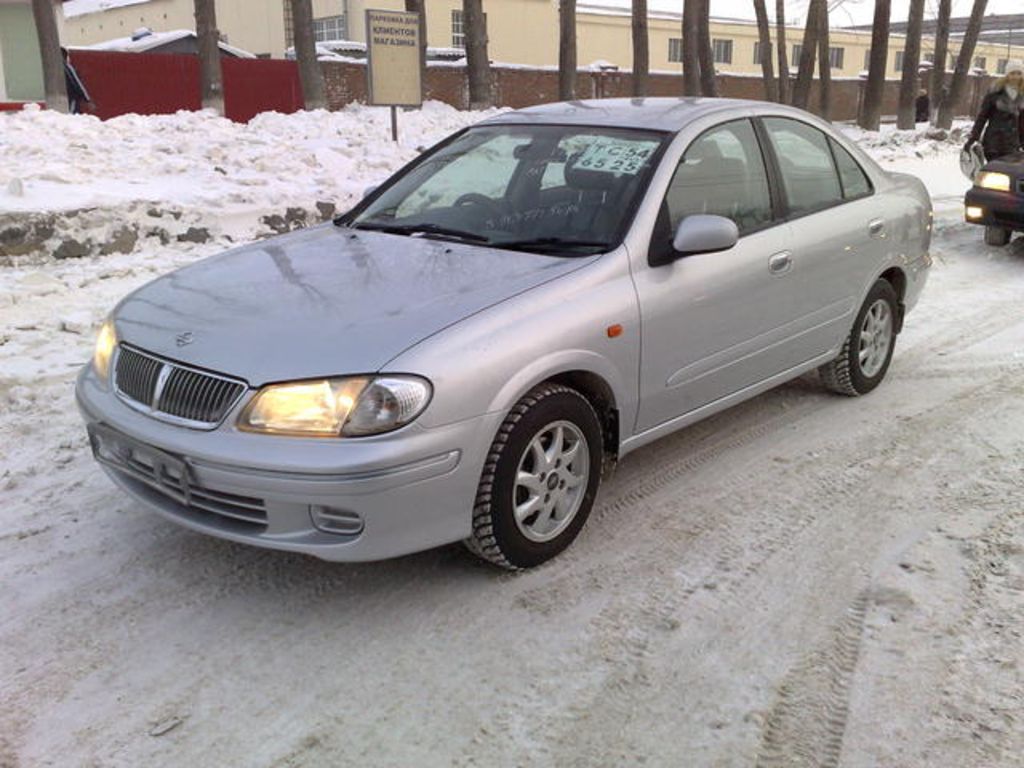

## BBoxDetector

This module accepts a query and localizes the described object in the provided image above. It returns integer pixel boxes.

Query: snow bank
[0,101,504,259]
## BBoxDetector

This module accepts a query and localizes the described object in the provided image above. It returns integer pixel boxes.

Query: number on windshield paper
[574,140,657,176]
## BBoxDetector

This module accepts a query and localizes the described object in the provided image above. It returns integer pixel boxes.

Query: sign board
[365,9,422,108]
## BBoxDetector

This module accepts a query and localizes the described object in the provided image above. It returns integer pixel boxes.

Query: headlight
[238,376,432,437]
[93,319,117,381]
[977,172,1011,192]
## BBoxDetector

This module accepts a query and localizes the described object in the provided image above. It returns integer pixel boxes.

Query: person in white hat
[964,60,1024,161]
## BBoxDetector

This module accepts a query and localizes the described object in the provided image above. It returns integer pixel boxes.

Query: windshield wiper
[350,221,490,244]
[490,237,611,254]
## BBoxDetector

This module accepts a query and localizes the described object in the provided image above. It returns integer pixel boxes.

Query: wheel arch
[878,266,908,333]
[483,352,630,462]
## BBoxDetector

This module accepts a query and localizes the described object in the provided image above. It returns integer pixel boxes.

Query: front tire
[984,226,1011,246]
[819,279,899,397]
[465,383,603,570]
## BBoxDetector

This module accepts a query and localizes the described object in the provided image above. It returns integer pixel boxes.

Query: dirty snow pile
[839,120,976,213]
[0,101,504,246]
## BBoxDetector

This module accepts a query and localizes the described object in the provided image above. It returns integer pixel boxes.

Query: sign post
[365,9,422,142]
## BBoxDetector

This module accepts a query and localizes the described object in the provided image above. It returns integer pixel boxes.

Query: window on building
[829,47,844,69]
[793,44,803,63]
[863,49,871,70]
[998,58,1009,74]
[313,15,346,43]
[894,51,904,71]
[283,0,294,48]
[451,9,465,49]
[669,38,683,63]
[713,39,733,65]
[973,56,987,71]
[753,41,771,64]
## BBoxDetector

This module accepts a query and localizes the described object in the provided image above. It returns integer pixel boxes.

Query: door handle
[768,251,792,276]
[868,218,886,236]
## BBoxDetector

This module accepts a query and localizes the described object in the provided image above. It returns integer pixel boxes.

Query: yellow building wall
[58,0,1024,74]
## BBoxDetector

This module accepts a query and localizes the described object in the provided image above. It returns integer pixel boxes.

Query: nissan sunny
[77,98,932,569]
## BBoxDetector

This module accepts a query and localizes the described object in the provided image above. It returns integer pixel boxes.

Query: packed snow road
[2,218,1023,766]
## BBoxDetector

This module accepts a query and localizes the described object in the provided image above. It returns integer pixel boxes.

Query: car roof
[478,97,791,132]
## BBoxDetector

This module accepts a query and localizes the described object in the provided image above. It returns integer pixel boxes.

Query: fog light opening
[310,505,364,536]
[966,205,984,220]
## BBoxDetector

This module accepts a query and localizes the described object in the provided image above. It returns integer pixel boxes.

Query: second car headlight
[238,376,432,437]
[977,171,1011,192]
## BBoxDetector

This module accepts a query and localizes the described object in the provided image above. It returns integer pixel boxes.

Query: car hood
[113,224,594,385]
[984,151,1024,174]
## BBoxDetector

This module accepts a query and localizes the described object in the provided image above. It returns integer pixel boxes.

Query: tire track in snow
[754,592,871,768]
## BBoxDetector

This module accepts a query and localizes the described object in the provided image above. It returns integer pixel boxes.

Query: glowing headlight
[93,319,117,381]
[977,172,1011,192]
[238,376,431,437]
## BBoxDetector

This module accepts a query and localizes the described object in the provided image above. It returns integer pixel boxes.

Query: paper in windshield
[573,139,659,177]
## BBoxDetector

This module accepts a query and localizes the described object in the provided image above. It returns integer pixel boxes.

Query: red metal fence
[68,50,304,122]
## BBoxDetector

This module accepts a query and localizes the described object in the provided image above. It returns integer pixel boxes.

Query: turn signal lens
[93,319,117,381]
[977,172,1011,192]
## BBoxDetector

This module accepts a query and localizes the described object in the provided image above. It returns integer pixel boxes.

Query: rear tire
[819,279,899,397]
[985,226,1011,246]
[464,383,603,570]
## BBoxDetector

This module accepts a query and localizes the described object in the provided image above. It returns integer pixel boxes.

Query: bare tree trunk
[816,0,831,119]
[752,0,777,102]
[930,0,952,125]
[858,0,890,130]
[558,0,577,100]
[792,0,820,109]
[936,0,987,129]
[291,0,326,110]
[696,0,717,96]
[194,0,224,114]
[682,0,700,96]
[31,0,67,113]
[463,0,492,108]
[775,0,789,104]
[632,0,649,97]
[405,0,428,98]
[896,0,925,128]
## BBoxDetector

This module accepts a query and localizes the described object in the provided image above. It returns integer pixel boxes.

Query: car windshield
[344,124,667,254]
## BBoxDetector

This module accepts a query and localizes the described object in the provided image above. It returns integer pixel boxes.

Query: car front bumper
[964,188,1024,231]
[76,364,502,562]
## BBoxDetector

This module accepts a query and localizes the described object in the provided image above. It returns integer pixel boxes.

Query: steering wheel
[453,192,504,220]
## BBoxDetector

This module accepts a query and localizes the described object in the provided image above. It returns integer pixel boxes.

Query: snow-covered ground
[2,105,1023,767]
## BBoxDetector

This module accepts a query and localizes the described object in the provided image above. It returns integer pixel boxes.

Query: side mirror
[671,214,739,257]
[363,184,379,200]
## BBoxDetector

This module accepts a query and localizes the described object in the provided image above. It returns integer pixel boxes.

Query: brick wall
[323,60,994,123]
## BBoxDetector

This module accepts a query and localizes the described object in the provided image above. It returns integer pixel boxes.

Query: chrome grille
[114,346,247,428]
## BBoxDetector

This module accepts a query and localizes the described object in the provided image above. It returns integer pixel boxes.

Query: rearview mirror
[671,214,739,258]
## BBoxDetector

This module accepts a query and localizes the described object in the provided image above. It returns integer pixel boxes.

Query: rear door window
[762,117,844,216]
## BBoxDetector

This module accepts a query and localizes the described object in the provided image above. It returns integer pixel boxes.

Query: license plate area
[88,423,192,505]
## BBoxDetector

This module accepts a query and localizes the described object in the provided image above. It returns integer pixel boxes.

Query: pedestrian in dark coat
[914,89,930,123]
[965,61,1024,161]
[61,47,94,115]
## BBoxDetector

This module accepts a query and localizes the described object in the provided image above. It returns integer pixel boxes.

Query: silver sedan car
[77,98,932,569]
